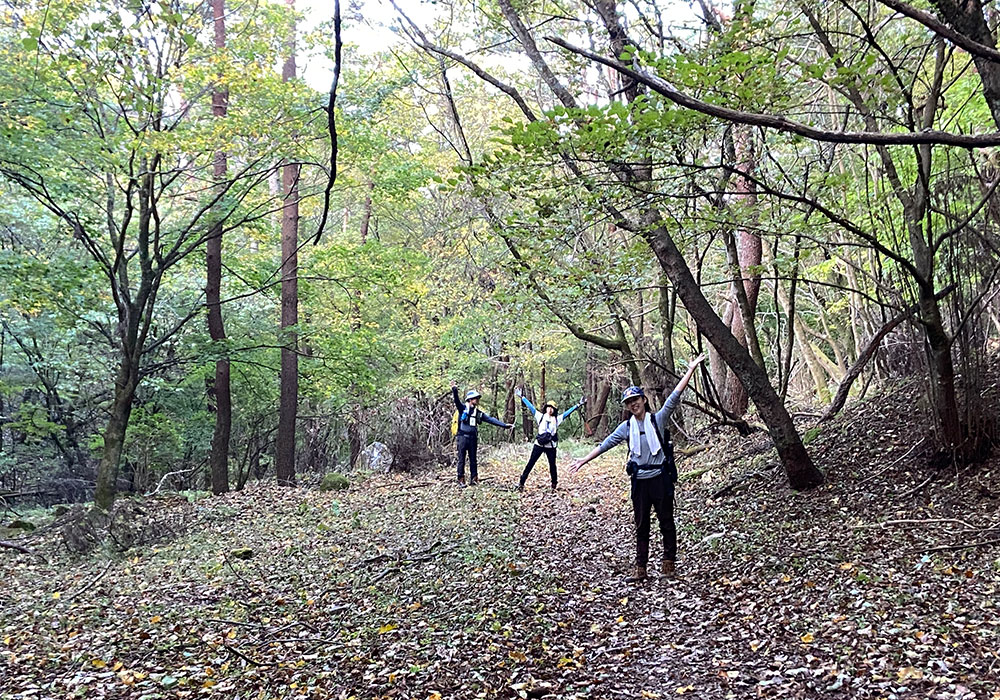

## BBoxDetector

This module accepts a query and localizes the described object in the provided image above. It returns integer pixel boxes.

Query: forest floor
[3,382,1000,699]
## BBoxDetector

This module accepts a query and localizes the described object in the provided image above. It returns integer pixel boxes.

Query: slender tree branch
[544,36,1000,147]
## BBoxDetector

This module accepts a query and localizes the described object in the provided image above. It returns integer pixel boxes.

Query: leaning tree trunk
[641,210,823,490]
[95,359,139,510]
[207,0,231,496]
[275,0,299,486]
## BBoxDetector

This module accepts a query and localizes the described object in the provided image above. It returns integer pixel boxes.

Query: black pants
[519,444,557,487]
[456,434,478,481]
[631,473,676,566]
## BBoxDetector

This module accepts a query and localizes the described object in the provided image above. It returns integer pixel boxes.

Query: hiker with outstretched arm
[451,380,514,486]
[514,389,585,491]
[569,355,706,582]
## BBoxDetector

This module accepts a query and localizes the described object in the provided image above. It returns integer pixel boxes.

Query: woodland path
[2,424,999,699]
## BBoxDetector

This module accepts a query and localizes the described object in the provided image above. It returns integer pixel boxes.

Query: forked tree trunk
[207,0,231,496]
[95,359,139,509]
[275,0,299,486]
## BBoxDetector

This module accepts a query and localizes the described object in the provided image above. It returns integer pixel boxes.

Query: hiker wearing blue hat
[569,354,706,582]
[451,380,515,486]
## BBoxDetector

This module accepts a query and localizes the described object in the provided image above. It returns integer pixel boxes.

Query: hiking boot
[469,477,479,486]
[626,566,648,583]
[551,483,558,491]
[661,560,676,578]
[516,483,525,492]
[457,477,466,487]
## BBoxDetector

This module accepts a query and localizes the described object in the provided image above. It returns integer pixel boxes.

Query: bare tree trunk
[348,406,362,469]
[359,180,374,244]
[95,359,139,510]
[921,289,963,448]
[721,123,764,416]
[771,271,831,403]
[539,360,547,403]
[275,2,298,486]
[0,327,4,457]
[207,0,231,496]
[930,0,1000,128]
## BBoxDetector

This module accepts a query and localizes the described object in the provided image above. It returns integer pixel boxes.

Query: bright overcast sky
[297,0,437,90]
[295,0,700,90]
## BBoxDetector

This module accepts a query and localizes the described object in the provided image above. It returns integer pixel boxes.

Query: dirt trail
[2,429,999,699]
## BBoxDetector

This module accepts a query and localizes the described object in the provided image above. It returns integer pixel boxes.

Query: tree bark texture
[276,1,299,486]
[639,210,824,490]
[95,359,139,510]
[720,124,764,417]
[207,0,231,496]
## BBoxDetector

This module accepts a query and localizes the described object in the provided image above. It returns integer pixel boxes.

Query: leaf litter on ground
[2,383,1000,698]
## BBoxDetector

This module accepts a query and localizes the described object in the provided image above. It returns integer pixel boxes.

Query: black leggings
[631,473,676,565]
[519,445,557,487]
[456,434,478,480]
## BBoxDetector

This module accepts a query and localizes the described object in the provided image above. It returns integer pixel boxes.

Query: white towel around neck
[536,413,558,434]
[628,413,662,461]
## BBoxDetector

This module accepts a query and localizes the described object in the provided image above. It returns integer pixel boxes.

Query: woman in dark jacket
[451,381,514,486]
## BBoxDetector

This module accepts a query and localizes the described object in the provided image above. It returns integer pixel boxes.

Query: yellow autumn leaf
[428,693,442,700]
[839,562,854,571]
[801,633,815,643]
[91,658,107,668]
[897,666,924,681]
[112,661,123,671]
[52,592,61,599]
[675,685,695,694]
[641,691,661,698]
[150,615,161,624]
[377,623,397,634]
